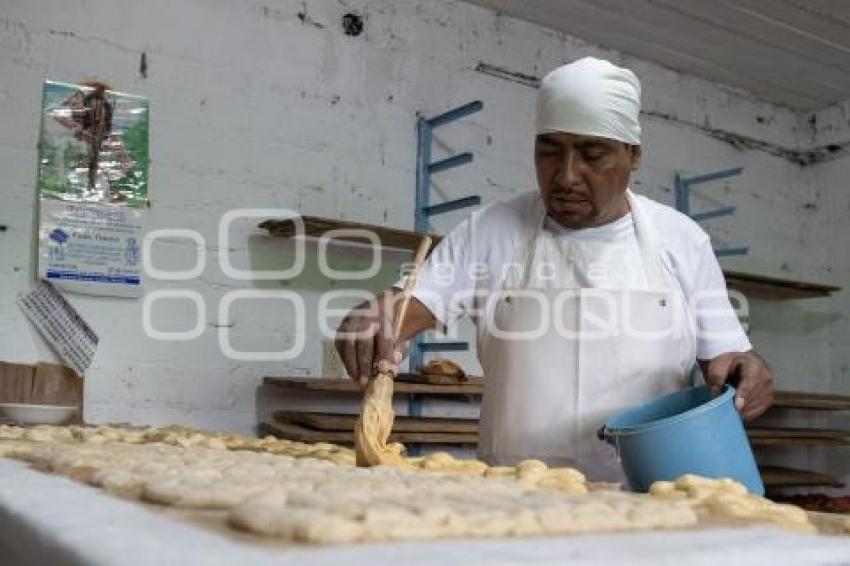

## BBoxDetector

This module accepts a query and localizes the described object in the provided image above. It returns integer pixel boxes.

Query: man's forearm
[383,288,437,341]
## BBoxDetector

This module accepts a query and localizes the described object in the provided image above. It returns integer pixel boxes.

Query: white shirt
[410,191,751,360]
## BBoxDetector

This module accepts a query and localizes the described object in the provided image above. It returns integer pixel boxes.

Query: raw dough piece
[650,474,815,532]
[417,452,456,471]
[143,476,270,509]
[0,425,25,440]
[24,425,72,443]
[89,468,147,498]
[515,459,549,487]
[230,492,366,544]
[0,438,37,458]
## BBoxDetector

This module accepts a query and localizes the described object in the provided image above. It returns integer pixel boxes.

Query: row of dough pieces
[0,424,347,457]
[6,439,698,543]
[0,425,587,493]
[0,434,819,544]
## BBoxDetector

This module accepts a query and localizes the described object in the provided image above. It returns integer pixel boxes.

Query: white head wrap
[536,57,641,145]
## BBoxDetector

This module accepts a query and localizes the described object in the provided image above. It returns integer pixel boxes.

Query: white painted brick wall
[789,105,850,491]
[0,0,846,462]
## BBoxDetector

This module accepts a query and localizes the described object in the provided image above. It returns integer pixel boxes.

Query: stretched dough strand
[354,236,432,469]
[354,373,408,467]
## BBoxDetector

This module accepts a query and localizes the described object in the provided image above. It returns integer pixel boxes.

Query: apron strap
[504,195,547,289]
[626,189,671,289]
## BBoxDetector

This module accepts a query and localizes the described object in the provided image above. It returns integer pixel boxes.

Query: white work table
[1,459,849,566]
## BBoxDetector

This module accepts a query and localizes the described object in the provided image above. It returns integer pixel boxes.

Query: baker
[335,57,773,482]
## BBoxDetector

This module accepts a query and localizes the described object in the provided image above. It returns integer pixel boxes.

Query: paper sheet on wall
[38,199,144,297]
[17,281,99,376]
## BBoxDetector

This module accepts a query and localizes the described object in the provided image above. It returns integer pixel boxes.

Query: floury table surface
[0,459,849,566]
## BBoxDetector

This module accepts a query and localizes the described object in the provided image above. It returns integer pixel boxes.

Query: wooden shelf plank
[748,426,850,446]
[259,216,441,252]
[395,373,472,386]
[747,426,850,440]
[259,420,478,445]
[724,270,840,299]
[772,390,850,411]
[274,411,479,433]
[750,437,850,446]
[807,512,850,535]
[263,376,483,395]
[760,466,844,488]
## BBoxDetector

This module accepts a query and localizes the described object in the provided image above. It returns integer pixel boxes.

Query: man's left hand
[700,351,774,420]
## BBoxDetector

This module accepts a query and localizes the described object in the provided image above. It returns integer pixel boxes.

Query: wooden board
[724,270,840,299]
[761,466,844,488]
[747,426,850,440]
[259,216,442,253]
[259,420,479,445]
[748,426,850,446]
[750,437,850,447]
[396,373,473,386]
[772,390,850,411]
[274,411,479,434]
[807,511,850,535]
[263,376,483,395]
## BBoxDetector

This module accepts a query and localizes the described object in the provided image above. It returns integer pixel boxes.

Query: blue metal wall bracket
[423,196,481,217]
[674,167,749,257]
[690,206,736,223]
[713,246,749,257]
[426,100,483,128]
[407,101,483,451]
[417,341,469,352]
[428,153,474,174]
[411,100,483,375]
[415,101,483,233]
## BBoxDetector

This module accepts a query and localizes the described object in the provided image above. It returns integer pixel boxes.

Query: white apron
[477,190,697,482]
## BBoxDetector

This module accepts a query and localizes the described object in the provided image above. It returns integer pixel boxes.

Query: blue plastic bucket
[601,385,764,495]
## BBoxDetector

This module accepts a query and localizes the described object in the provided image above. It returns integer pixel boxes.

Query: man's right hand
[335,292,401,387]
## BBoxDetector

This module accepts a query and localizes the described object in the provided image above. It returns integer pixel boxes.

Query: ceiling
[461,0,850,111]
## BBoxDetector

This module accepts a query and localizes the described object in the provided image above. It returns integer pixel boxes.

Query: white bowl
[0,403,78,425]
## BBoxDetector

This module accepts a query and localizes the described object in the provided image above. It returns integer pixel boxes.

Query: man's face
[534,132,641,229]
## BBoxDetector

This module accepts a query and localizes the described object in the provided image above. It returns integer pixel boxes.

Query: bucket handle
[596,384,737,447]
